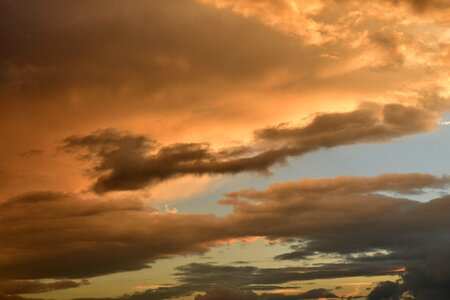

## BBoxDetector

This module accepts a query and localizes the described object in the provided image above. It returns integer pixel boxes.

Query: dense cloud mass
[63,102,441,193]
[0,191,224,279]
[0,280,87,296]
[72,259,402,299]
[367,281,404,300]
[0,0,303,104]
[223,174,450,256]
[1,0,450,299]
[1,173,449,299]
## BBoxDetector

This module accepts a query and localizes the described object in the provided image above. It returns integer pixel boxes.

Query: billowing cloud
[221,173,450,299]
[0,191,224,279]
[2,0,449,201]
[63,102,441,193]
[223,173,450,255]
[1,173,449,283]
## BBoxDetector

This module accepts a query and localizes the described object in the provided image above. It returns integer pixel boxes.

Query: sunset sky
[1,1,450,299]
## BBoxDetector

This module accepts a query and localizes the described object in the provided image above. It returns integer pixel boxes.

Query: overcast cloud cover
[1,0,450,299]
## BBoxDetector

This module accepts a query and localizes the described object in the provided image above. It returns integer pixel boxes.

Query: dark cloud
[294,289,338,299]
[195,287,259,300]
[335,0,450,13]
[0,1,449,299]
[0,293,37,300]
[1,173,449,299]
[396,0,450,11]
[367,253,450,300]
[223,174,450,299]
[195,287,338,300]
[60,259,427,299]
[0,0,308,109]
[0,191,223,279]
[78,284,338,300]
[63,128,281,193]
[174,262,400,287]
[64,102,440,193]
[401,253,450,300]
[254,102,436,145]
[222,174,450,253]
[367,281,403,300]
[0,280,88,296]
[20,150,44,158]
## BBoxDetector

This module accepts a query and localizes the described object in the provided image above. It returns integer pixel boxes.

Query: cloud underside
[63,101,443,193]
[0,174,449,299]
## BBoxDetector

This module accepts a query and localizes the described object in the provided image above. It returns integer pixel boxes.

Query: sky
[1,0,450,299]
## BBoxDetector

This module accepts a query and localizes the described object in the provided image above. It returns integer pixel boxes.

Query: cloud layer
[1,174,449,299]
[63,102,441,193]
[1,0,450,299]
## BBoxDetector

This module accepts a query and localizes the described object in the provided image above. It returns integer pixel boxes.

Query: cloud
[1,173,449,298]
[195,287,338,300]
[367,281,403,300]
[401,252,450,300]
[175,261,406,287]
[1,1,449,299]
[195,287,259,300]
[0,293,36,300]
[0,191,224,279]
[63,102,441,193]
[2,0,449,202]
[367,252,450,300]
[222,173,450,299]
[0,0,303,103]
[0,280,88,296]
[389,0,450,12]
[77,261,383,300]
[294,288,338,299]
[78,283,339,300]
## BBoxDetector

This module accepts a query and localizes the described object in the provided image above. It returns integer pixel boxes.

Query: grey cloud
[224,174,450,299]
[78,261,361,300]
[174,262,400,287]
[367,253,450,300]
[0,293,37,300]
[195,287,259,300]
[0,279,88,296]
[401,253,450,300]
[367,281,403,300]
[195,287,338,300]
[64,103,441,193]
[1,173,449,295]
[0,191,223,279]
